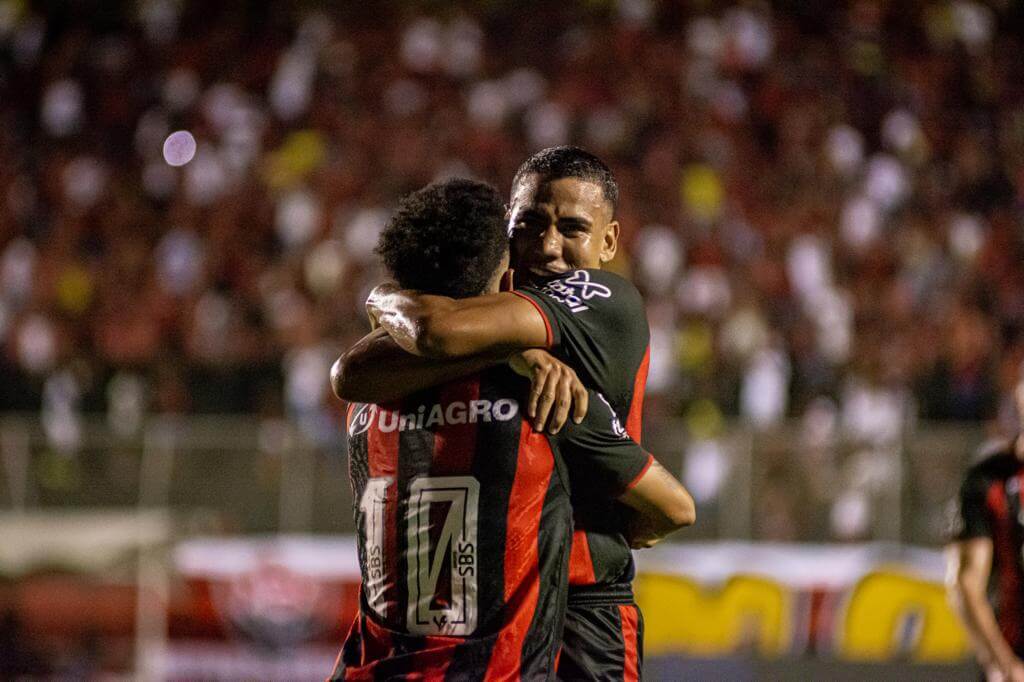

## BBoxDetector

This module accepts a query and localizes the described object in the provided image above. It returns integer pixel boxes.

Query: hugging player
[339,147,672,680]
[330,178,693,680]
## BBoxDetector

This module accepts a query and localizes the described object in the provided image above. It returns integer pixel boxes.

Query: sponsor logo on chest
[540,270,612,313]
[349,399,519,436]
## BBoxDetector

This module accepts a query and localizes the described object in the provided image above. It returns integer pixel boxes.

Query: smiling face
[507,174,619,281]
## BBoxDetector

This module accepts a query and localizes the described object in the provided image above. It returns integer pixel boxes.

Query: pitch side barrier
[165,537,969,675]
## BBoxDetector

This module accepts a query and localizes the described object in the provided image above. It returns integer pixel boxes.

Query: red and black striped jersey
[332,366,653,681]
[514,269,651,589]
[952,440,1024,653]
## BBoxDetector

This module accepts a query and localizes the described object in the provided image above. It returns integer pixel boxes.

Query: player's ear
[599,220,619,263]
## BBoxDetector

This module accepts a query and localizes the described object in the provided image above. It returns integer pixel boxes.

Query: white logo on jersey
[349,404,377,437]
[350,399,519,437]
[596,392,627,439]
[406,476,479,635]
[539,270,612,313]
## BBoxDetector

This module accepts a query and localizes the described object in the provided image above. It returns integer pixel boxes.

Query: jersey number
[406,476,479,636]
[359,477,392,619]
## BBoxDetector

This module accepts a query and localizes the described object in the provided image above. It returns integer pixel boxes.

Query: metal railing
[0,412,988,545]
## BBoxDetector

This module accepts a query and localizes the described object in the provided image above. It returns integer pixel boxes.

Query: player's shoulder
[965,437,1019,482]
[566,268,642,298]
[529,268,643,313]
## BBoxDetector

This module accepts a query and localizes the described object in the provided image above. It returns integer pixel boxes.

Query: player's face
[507,175,619,280]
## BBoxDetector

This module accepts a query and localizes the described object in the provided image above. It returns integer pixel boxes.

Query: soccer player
[331,179,694,680]
[948,379,1024,682]
[347,147,659,680]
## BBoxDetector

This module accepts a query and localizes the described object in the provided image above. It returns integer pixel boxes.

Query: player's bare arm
[947,538,1024,681]
[333,333,585,433]
[331,328,502,404]
[619,460,696,548]
[366,283,550,358]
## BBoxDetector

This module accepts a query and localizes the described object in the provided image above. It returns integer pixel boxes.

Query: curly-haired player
[375,179,509,299]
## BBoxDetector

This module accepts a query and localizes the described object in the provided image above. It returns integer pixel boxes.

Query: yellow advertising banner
[633,543,970,662]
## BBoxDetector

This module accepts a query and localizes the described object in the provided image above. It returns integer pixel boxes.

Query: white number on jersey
[405,476,479,636]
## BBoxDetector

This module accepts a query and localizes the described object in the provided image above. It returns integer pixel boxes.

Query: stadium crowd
[1,1,1023,524]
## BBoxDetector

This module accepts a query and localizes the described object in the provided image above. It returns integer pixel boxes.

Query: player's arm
[331,328,504,403]
[333,333,587,433]
[619,462,696,548]
[946,538,1024,680]
[366,283,550,359]
[559,396,695,547]
[352,268,637,409]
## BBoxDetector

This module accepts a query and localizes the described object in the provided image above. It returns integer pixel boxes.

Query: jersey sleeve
[951,468,991,541]
[514,269,649,397]
[554,389,654,500]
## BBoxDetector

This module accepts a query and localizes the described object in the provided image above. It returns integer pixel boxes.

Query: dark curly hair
[511,145,618,210]
[376,179,508,298]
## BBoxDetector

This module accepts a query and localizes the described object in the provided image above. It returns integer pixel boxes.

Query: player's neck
[1015,433,1024,461]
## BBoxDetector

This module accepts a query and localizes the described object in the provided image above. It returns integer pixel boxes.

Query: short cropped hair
[511,145,619,210]
[376,179,507,298]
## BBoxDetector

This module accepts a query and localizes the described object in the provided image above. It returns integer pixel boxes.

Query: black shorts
[557,583,643,681]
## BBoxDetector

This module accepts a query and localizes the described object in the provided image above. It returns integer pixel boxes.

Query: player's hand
[508,349,587,434]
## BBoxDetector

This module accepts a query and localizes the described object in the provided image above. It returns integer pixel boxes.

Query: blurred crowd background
[2,0,1024,541]
[7,2,1022,677]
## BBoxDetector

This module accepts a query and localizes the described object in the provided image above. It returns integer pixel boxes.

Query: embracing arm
[619,460,696,548]
[367,284,550,358]
[330,328,506,404]
[332,331,586,434]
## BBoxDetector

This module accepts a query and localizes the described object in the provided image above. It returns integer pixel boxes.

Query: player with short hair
[343,147,660,680]
[331,178,693,680]
[948,378,1024,682]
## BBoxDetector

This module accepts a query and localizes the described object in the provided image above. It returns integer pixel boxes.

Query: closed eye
[558,219,589,234]
[512,212,549,231]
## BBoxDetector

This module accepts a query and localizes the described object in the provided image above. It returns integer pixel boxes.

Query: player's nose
[540,223,562,257]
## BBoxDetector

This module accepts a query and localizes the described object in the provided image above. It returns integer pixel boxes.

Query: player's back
[334,366,572,681]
